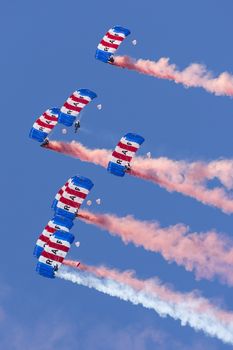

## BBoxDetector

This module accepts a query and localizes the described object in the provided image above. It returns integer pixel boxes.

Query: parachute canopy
[33,215,73,258]
[36,230,74,278]
[58,89,97,127]
[95,26,131,63]
[29,108,60,143]
[55,176,94,220]
[108,133,145,177]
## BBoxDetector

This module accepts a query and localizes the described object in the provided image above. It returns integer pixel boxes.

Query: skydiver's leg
[40,138,49,147]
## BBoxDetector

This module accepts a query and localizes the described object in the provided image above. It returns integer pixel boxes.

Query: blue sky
[2,0,233,348]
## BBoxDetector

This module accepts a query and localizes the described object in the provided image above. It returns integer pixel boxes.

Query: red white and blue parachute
[29,108,60,143]
[36,230,74,279]
[33,215,74,258]
[108,133,145,177]
[95,26,131,63]
[58,89,97,127]
[55,176,94,220]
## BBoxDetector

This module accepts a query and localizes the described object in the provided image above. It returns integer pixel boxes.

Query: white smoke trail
[57,267,233,345]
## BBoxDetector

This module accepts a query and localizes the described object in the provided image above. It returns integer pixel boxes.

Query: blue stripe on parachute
[124,133,145,145]
[107,161,126,177]
[29,128,48,143]
[54,230,74,244]
[78,89,97,100]
[50,107,60,115]
[51,199,58,210]
[95,50,113,63]
[33,245,43,259]
[36,230,74,279]
[58,112,76,127]
[112,26,131,36]
[55,208,76,220]
[36,263,55,279]
[53,215,74,229]
[72,175,94,190]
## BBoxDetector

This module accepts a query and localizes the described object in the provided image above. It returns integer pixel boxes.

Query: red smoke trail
[78,209,233,285]
[130,163,233,214]
[46,140,233,214]
[114,56,233,97]
[45,140,110,168]
[61,260,233,344]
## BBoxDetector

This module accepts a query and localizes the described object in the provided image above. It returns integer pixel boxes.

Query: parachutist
[125,164,131,172]
[40,138,49,147]
[108,56,114,64]
[74,120,81,133]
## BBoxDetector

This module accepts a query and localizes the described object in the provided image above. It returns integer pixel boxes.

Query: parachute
[55,176,94,220]
[107,133,145,177]
[33,216,73,258]
[36,230,74,278]
[29,108,60,143]
[95,26,131,64]
[58,89,97,127]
